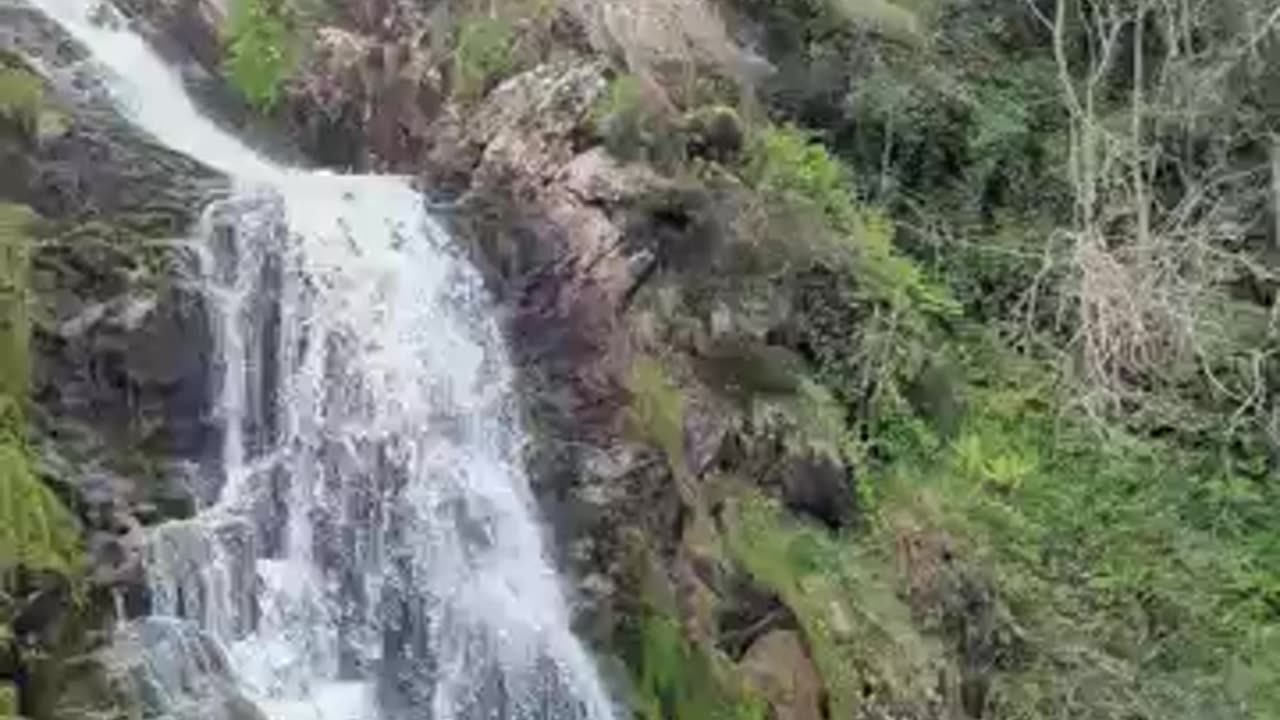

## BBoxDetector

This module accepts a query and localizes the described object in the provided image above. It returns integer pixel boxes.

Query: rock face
[1,27,226,717]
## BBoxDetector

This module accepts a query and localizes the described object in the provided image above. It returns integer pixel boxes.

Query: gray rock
[777,452,857,531]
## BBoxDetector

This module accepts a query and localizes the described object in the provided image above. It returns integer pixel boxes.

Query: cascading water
[24,1,617,719]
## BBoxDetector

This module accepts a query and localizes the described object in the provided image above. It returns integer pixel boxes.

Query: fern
[0,205,81,581]
[0,436,81,577]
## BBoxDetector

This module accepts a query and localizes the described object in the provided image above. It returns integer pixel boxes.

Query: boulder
[777,452,857,531]
[740,630,825,720]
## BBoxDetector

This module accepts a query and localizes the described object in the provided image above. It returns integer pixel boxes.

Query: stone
[777,452,857,531]
[740,630,825,720]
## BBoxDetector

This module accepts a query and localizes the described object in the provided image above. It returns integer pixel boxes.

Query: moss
[0,205,32,403]
[0,66,42,139]
[724,488,941,718]
[0,204,82,586]
[624,355,686,476]
[0,682,15,716]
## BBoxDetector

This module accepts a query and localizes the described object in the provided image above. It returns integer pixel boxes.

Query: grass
[713,324,1280,720]
[868,339,1280,719]
[223,0,297,111]
[625,355,687,476]
[724,487,942,718]
[623,611,766,720]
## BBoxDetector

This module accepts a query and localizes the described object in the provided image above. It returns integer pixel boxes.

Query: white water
[24,2,616,719]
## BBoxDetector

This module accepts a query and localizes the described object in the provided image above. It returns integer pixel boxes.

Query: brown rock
[741,630,825,720]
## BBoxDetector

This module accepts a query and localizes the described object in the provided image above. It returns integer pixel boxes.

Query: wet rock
[740,630,826,720]
[287,23,448,171]
[57,618,269,720]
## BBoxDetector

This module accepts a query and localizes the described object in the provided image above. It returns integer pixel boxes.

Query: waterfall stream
[23,2,616,718]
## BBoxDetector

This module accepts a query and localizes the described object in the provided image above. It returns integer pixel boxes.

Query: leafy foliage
[743,126,958,318]
[223,0,297,111]
[0,205,80,581]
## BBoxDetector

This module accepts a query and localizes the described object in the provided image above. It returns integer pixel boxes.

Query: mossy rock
[0,60,42,141]
[0,682,17,717]
[683,105,744,163]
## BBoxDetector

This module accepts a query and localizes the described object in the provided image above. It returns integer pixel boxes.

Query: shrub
[744,126,958,318]
[223,0,297,111]
[452,15,518,102]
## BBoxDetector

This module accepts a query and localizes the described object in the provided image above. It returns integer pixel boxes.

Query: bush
[452,14,518,102]
[743,126,958,318]
[223,0,297,111]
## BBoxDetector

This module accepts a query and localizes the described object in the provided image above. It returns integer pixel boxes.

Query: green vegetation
[583,0,1280,716]
[726,489,940,718]
[0,205,80,582]
[452,14,518,102]
[624,355,686,476]
[744,126,957,319]
[872,340,1280,718]
[0,65,42,133]
[623,611,765,720]
[223,0,297,110]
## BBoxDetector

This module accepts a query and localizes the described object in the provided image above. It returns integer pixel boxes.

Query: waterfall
[24,2,617,719]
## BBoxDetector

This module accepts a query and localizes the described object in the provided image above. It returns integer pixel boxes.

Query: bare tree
[1025,0,1280,416]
